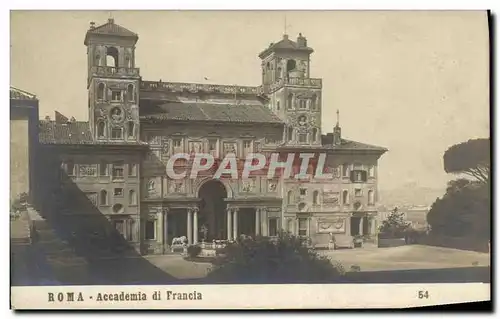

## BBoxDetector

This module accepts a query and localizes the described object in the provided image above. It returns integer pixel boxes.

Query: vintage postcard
[9,10,491,309]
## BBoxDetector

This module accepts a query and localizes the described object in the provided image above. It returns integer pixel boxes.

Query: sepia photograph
[9,9,491,309]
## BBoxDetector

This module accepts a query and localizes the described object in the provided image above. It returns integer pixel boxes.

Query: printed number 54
[418,291,429,299]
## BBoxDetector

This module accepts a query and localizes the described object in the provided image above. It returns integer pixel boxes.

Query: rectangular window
[208,139,218,157]
[299,188,307,196]
[243,140,252,157]
[342,163,350,177]
[111,90,122,101]
[298,218,308,237]
[145,220,156,240]
[368,165,375,178]
[112,162,124,180]
[355,188,362,197]
[298,133,307,143]
[111,128,123,139]
[299,99,307,109]
[350,170,368,183]
[66,161,75,176]
[128,163,137,177]
[269,218,279,237]
[99,161,108,176]
[114,188,124,197]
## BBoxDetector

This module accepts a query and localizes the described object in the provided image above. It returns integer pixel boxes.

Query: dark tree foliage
[427,179,490,239]
[206,234,344,284]
[443,138,490,184]
[378,207,411,238]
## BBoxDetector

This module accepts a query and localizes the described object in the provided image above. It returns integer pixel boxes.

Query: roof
[10,87,37,101]
[84,18,138,45]
[259,34,314,59]
[321,134,388,152]
[140,102,284,124]
[39,120,146,146]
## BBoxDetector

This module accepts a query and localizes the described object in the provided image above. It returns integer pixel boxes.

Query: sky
[10,10,490,191]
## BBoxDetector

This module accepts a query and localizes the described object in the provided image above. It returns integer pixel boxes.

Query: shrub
[187,245,202,258]
[206,233,344,284]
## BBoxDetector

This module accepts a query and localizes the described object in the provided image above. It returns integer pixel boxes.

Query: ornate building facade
[36,18,387,255]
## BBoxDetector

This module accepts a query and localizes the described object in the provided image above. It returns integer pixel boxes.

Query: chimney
[283,34,289,41]
[44,115,50,121]
[108,17,115,24]
[297,33,307,47]
[333,109,342,146]
[89,21,95,30]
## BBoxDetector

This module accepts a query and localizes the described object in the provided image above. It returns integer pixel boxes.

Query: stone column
[193,208,199,244]
[187,208,193,245]
[359,216,364,236]
[163,208,169,253]
[261,208,268,236]
[255,208,261,236]
[226,208,232,241]
[233,208,239,240]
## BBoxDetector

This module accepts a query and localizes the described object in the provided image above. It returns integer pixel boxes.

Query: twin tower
[84,18,325,148]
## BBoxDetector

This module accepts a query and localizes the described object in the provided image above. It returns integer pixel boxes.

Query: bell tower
[259,33,322,147]
[84,18,141,143]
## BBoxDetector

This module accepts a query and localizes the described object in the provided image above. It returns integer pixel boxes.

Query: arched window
[125,56,131,68]
[313,190,319,205]
[368,190,375,206]
[147,180,155,192]
[277,67,282,78]
[286,59,296,73]
[312,128,318,143]
[106,47,119,67]
[342,190,349,205]
[287,190,293,204]
[127,121,134,138]
[342,163,349,177]
[100,190,108,205]
[97,121,106,138]
[311,94,317,110]
[127,84,134,101]
[129,190,137,205]
[287,93,293,109]
[97,83,105,100]
[276,101,280,110]
[95,55,101,66]
[266,62,271,70]
[287,127,294,142]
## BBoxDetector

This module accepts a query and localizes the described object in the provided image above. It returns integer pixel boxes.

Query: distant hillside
[379,184,445,207]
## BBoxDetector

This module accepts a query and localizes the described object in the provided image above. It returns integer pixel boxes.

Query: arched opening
[106,47,119,67]
[97,83,105,100]
[129,190,137,205]
[287,127,294,142]
[287,93,293,109]
[198,180,228,240]
[127,84,134,101]
[287,190,293,204]
[286,59,296,73]
[127,121,135,138]
[368,190,375,206]
[312,128,318,143]
[97,121,106,138]
[342,190,349,205]
[100,190,108,205]
[313,190,319,205]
